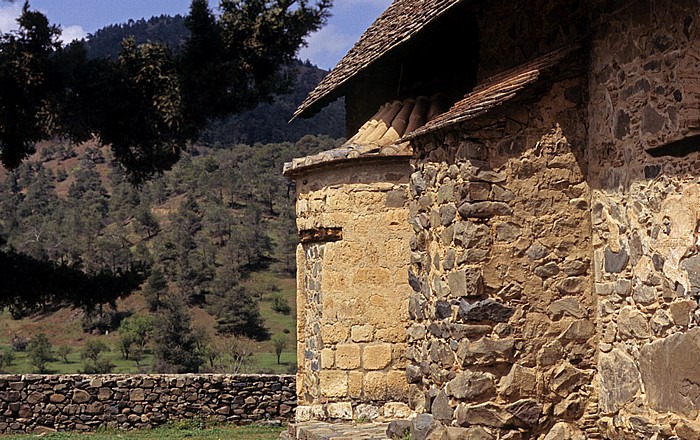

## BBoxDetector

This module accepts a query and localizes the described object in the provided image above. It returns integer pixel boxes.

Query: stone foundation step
[288,421,390,440]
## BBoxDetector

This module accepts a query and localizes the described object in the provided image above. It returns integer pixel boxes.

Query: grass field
[0,424,285,439]
[0,270,298,375]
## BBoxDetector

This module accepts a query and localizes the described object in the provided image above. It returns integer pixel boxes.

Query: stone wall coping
[282,142,412,178]
[0,373,294,380]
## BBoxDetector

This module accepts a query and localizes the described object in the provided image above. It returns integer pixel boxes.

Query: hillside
[0,134,342,374]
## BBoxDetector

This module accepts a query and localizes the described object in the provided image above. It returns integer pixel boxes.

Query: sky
[0,0,392,70]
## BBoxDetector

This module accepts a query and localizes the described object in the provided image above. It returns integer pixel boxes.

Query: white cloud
[0,2,21,34]
[59,25,86,45]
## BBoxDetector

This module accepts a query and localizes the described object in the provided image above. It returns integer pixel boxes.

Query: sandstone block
[321,348,335,369]
[363,372,387,400]
[348,371,363,399]
[323,323,349,344]
[335,344,360,370]
[319,371,348,398]
[363,344,392,370]
[351,324,374,342]
[386,370,409,401]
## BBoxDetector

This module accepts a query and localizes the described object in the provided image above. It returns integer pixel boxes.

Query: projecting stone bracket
[299,227,343,244]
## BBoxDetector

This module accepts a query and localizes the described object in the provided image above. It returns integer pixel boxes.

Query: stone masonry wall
[588,1,700,438]
[0,374,295,435]
[406,71,597,438]
[293,159,414,422]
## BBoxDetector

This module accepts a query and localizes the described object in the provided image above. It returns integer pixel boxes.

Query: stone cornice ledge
[283,142,412,178]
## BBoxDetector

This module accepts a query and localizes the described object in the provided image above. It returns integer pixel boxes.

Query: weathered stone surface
[455,402,513,428]
[72,390,90,404]
[561,320,595,341]
[446,371,495,400]
[681,254,700,295]
[458,201,513,219]
[670,300,697,327]
[604,246,629,273]
[505,399,542,426]
[457,337,514,366]
[412,413,437,440]
[406,365,423,384]
[326,402,352,420]
[435,301,452,319]
[498,365,536,399]
[448,268,484,298]
[599,348,641,413]
[459,299,514,323]
[675,420,700,440]
[543,422,585,440]
[618,306,650,339]
[547,297,586,320]
[387,420,412,439]
[431,391,454,422]
[639,328,700,415]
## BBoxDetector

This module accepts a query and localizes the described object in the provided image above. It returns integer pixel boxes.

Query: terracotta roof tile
[291,0,465,120]
[284,93,447,177]
[402,44,581,140]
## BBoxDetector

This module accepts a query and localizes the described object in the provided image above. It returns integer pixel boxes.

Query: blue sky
[0,0,391,70]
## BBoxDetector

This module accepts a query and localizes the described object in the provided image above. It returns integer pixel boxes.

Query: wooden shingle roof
[402,44,581,140]
[291,0,465,120]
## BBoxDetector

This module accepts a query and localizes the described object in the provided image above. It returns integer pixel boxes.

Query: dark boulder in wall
[639,328,700,415]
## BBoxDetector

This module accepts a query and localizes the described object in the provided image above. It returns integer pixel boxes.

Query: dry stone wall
[588,1,700,438]
[405,71,597,438]
[292,158,414,422]
[0,374,295,434]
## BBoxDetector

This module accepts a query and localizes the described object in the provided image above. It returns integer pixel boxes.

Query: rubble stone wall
[588,1,700,438]
[405,71,597,438]
[293,159,414,421]
[0,374,295,435]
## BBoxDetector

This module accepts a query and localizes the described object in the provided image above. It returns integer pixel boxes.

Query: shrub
[57,345,72,363]
[271,294,291,315]
[28,333,53,373]
[81,340,114,373]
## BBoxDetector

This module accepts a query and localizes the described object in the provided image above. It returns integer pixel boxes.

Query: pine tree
[152,293,203,373]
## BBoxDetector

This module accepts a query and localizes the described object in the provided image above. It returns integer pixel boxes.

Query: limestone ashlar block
[348,371,363,398]
[335,344,361,370]
[320,371,348,398]
[362,344,393,370]
[386,370,410,401]
[351,324,375,343]
[363,372,388,401]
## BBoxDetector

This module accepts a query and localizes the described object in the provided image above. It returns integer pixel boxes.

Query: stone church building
[284,0,700,438]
